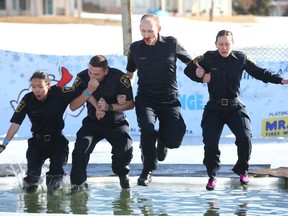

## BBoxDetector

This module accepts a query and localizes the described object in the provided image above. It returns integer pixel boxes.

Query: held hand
[95,109,105,120]
[195,61,205,78]
[117,94,127,105]
[203,73,211,83]
[98,97,108,111]
[87,78,99,93]
[281,79,288,84]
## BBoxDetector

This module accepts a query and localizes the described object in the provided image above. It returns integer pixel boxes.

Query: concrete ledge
[1,175,287,190]
[0,163,271,177]
[2,163,285,190]
[89,176,288,189]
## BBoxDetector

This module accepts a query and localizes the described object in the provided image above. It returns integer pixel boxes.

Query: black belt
[138,92,179,101]
[33,132,62,142]
[209,97,239,106]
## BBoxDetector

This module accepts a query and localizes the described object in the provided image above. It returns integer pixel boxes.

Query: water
[1,136,287,215]
[0,176,288,215]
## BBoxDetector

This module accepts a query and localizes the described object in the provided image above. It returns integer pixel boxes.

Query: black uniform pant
[135,94,186,171]
[201,106,252,178]
[70,117,133,185]
[24,134,69,186]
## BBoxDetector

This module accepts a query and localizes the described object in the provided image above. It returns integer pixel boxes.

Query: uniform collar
[214,50,238,60]
[158,34,165,43]
[140,34,165,45]
[231,51,238,59]
[98,67,110,84]
[32,85,56,101]
[47,85,57,96]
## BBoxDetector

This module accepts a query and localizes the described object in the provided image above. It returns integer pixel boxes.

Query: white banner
[0,50,287,138]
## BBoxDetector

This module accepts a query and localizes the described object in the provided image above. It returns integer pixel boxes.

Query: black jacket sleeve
[184,56,204,83]
[244,55,282,84]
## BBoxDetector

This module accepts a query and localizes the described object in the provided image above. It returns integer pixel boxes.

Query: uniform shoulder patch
[16,100,25,113]
[61,85,75,93]
[246,55,256,64]
[192,55,204,64]
[72,77,82,88]
[120,75,131,88]
[177,40,185,49]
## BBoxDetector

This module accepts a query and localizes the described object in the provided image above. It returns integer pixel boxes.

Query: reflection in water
[204,202,220,216]
[204,202,248,216]
[20,192,46,213]
[112,189,134,215]
[47,193,70,214]
[2,180,288,215]
[235,203,248,216]
[19,189,71,214]
[70,191,89,214]
[137,197,154,215]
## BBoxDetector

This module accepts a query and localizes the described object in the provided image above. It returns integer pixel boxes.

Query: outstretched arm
[0,123,20,153]
[281,78,288,84]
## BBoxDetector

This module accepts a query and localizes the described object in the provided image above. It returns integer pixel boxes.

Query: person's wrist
[3,139,9,145]
[84,89,91,97]
[108,104,113,111]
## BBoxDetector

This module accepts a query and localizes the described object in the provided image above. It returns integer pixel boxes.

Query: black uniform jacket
[73,67,133,125]
[126,34,192,98]
[11,85,81,134]
[184,50,283,100]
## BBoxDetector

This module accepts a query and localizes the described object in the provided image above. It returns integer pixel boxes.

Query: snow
[0,14,288,168]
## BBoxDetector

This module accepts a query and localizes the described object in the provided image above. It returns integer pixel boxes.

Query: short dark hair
[30,70,50,83]
[215,30,233,43]
[89,55,108,69]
